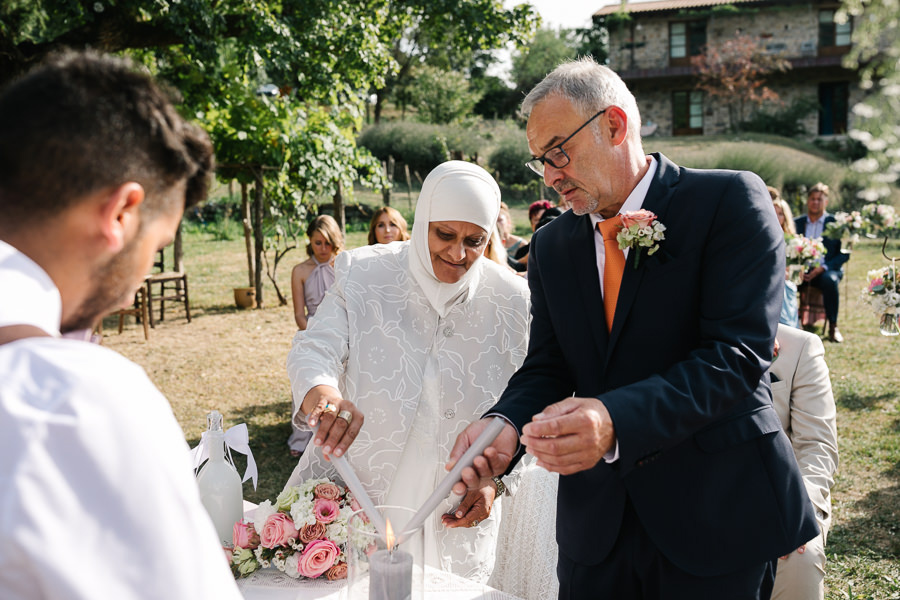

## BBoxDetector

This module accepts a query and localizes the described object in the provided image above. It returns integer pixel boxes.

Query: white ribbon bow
[190,423,258,490]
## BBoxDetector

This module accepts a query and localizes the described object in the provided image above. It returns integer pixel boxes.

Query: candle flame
[385,518,395,549]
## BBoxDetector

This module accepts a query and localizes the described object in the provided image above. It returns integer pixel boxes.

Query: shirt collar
[0,239,62,336]
[591,155,658,228]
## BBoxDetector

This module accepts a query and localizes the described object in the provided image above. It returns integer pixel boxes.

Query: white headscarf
[409,161,501,318]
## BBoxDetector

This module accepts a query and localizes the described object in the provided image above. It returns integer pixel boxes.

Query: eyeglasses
[525,108,607,176]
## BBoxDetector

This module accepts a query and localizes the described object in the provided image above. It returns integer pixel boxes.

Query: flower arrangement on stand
[860,263,900,336]
[861,203,897,236]
[230,477,373,581]
[825,210,866,245]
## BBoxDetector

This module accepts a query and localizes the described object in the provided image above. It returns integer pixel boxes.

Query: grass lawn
[102,201,899,600]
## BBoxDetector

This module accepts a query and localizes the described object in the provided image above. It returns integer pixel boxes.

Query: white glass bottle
[196,410,243,547]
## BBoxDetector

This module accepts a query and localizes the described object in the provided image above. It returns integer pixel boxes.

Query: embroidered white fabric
[285,242,531,583]
[488,457,560,600]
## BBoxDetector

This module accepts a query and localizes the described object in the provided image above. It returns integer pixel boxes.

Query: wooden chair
[145,247,191,327]
[100,286,150,340]
[798,284,827,332]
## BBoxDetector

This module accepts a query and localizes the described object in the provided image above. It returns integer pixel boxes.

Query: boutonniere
[616,209,666,269]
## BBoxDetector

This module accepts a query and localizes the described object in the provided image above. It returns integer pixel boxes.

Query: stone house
[594,0,863,137]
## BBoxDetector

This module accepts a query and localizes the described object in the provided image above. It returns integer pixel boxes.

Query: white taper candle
[399,417,507,544]
[313,425,388,540]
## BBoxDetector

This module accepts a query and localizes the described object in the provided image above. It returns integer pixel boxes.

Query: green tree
[370,0,539,122]
[410,65,481,124]
[511,27,580,94]
[838,0,900,203]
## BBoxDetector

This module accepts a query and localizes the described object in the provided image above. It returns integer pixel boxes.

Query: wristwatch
[491,476,507,496]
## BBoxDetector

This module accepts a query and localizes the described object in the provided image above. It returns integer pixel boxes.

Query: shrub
[741,98,817,138]
[489,138,534,187]
[358,122,451,178]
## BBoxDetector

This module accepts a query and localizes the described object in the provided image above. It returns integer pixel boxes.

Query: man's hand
[440,485,497,529]
[780,544,806,560]
[303,385,363,459]
[803,266,825,282]
[521,396,615,475]
[447,420,518,496]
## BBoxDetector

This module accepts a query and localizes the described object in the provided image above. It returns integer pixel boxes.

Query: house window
[818,82,848,135]
[670,21,706,66]
[672,91,703,136]
[818,9,851,55]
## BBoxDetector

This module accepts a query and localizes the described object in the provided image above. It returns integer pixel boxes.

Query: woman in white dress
[284,161,530,583]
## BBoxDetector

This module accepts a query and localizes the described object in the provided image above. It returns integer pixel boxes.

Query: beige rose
[326,562,348,581]
[314,483,342,501]
[621,209,656,230]
[299,522,327,543]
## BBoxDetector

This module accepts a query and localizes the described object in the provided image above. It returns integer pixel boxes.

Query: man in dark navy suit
[448,57,818,599]
[794,183,849,342]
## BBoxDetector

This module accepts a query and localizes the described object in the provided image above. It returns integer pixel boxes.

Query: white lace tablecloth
[237,565,523,600]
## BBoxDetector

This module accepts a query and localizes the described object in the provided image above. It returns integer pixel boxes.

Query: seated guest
[497,202,526,272]
[0,51,240,598]
[771,186,800,328]
[291,214,343,331]
[794,183,849,342]
[527,199,553,232]
[769,324,839,600]
[284,161,530,583]
[367,205,410,245]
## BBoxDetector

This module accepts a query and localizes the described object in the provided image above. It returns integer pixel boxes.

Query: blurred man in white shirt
[0,51,241,599]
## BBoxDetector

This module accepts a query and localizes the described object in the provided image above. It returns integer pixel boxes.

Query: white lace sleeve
[488,456,559,600]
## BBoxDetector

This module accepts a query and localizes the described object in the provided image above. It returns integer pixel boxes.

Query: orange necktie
[598,216,625,332]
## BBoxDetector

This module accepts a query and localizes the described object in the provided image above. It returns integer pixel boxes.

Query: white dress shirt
[590,155,658,298]
[0,241,241,600]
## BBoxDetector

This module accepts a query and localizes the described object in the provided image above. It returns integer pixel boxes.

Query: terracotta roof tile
[594,0,766,17]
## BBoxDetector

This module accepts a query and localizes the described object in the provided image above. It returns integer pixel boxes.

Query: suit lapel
[568,213,610,356]
[607,154,680,357]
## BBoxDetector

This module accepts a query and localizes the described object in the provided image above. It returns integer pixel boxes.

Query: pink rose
[621,209,656,230]
[233,518,260,549]
[299,522,327,543]
[260,512,299,549]
[296,539,340,578]
[314,498,340,524]
[314,483,342,501]
[349,496,371,524]
[325,562,348,581]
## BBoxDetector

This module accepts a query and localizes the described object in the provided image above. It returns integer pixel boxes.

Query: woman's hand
[440,484,497,529]
[303,385,364,459]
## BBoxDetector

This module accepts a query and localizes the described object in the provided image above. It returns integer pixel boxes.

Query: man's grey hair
[521,56,642,140]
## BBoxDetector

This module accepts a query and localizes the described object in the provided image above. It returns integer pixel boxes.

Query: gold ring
[322,403,337,415]
[337,410,353,425]
[471,519,479,527]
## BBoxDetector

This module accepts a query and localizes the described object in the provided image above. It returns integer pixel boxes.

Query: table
[237,502,522,600]
[238,565,522,600]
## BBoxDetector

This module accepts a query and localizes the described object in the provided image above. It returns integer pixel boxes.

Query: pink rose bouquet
[784,234,826,270]
[230,477,354,581]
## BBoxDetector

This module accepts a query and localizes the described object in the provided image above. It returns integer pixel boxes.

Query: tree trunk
[374,89,385,124]
[382,156,395,206]
[333,179,346,234]
[241,181,255,288]
[253,173,265,307]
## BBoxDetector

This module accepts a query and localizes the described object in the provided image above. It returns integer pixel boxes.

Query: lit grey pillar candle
[368,548,413,600]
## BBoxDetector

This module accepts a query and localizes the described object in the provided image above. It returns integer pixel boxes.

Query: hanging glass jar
[879,312,900,337]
